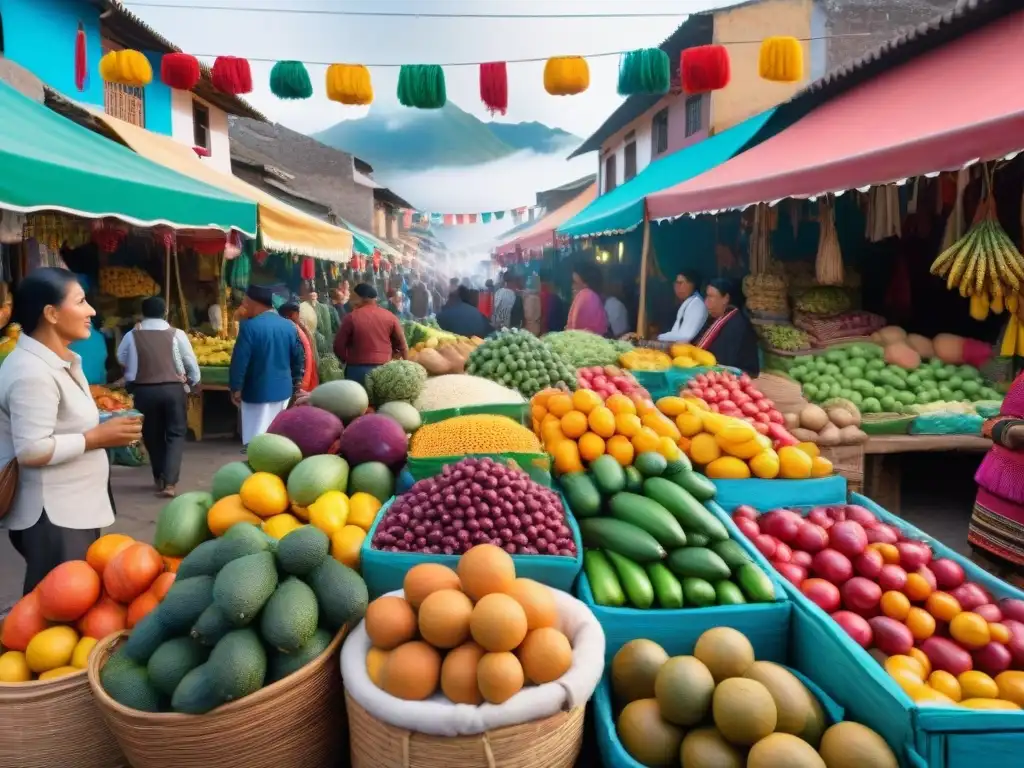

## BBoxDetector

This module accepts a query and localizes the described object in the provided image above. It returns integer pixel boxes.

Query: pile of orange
[530,388,691,475]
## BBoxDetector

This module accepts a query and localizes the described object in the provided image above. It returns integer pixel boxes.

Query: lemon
[71,636,98,669]
[262,513,303,540]
[25,626,79,674]
[0,651,32,683]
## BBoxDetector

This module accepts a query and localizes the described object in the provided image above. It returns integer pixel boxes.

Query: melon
[883,342,920,370]
[348,462,395,502]
[694,627,755,682]
[654,655,715,726]
[817,722,898,768]
[246,434,302,477]
[712,677,778,746]
[152,491,214,557]
[680,727,744,768]
[611,639,669,703]
[748,733,826,768]
[286,454,350,507]
[617,698,684,766]
[267,406,344,457]
[744,660,828,746]
[211,462,253,501]
[377,401,422,433]
[309,380,369,423]
[340,414,409,468]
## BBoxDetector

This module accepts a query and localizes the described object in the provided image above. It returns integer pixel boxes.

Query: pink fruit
[877,565,909,592]
[760,510,802,543]
[774,563,807,587]
[895,541,932,570]
[802,578,841,613]
[829,521,869,558]
[734,517,760,539]
[865,525,899,545]
[791,550,813,569]
[853,549,884,580]
[973,604,1003,623]
[812,549,853,585]
[916,565,937,592]
[999,598,1024,624]
[950,582,991,612]
[753,535,778,560]
[828,506,847,523]
[920,636,973,676]
[973,642,1013,677]
[929,558,965,590]
[774,543,793,563]
[733,505,759,522]
[869,616,915,656]
[844,505,878,528]
[1003,620,1024,667]
[794,523,830,553]
[832,610,873,648]
[807,507,834,530]
[842,577,883,613]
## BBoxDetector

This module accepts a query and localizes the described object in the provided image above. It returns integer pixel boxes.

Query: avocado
[207,628,267,702]
[260,577,319,653]
[191,604,235,647]
[170,663,224,715]
[100,656,164,712]
[175,538,223,580]
[307,557,368,631]
[212,523,273,571]
[589,455,626,496]
[158,575,215,634]
[268,628,333,683]
[147,637,210,697]
[121,608,171,665]
[212,551,279,627]
[275,525,330,576]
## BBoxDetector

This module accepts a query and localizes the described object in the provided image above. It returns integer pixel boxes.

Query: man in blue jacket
[229,284,305,446]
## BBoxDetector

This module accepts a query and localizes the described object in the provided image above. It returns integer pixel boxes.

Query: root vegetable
[799,405,829,432]
[827,408,855,429]
[791,428,820,443]
[783,413,800,431]
[817,423,841,447]
[838,426,869,445]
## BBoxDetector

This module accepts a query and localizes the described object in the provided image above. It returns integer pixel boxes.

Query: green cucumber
[642,477,729,541]
[664,455,693,474]
[583,550,626,607]
[605,550,654,609]
[623,466,644,493]
[646,563,684,609]
[608,493,687,549]
[714,580,746,606]
[711,540,752,571]
[589,455,626,497]
[560,473,602,518]
[682,577,716,607]
[665,469,717,502]
[687,532,711,548]
[579,518,667,563]
[666,547,732,581]
[737,563,776,603]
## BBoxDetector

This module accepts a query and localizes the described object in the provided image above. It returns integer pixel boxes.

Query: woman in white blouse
[0,268,142,594]
[624,270,708,346]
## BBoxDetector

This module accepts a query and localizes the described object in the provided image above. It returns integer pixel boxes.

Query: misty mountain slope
[314,101,579,172]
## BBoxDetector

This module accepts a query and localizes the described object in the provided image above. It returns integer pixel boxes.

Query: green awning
[558,108,777,239]
[0,81,256,233]
[338,218,402,260]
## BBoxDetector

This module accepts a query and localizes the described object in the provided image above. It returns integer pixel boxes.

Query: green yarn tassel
[617,48,671,96]
[270,60,313,100]
[397,64,447,109]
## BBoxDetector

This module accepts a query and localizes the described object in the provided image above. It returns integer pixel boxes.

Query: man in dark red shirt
[333,283,409,388]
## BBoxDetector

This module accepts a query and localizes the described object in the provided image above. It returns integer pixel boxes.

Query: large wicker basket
[87,627,348,768]
[346,692,585,768]
[0,669,127,768]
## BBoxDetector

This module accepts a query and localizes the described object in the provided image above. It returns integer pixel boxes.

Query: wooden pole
[164,241,172,309]
[173,244,190,332]
[636,215,651,339]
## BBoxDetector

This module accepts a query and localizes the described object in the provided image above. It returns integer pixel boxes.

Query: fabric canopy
[559,109,776,238]
[87,108,353,262]
[648,11,1024,219]
[0,81,256,233]
[338,217,402,260]
[495,183,597,256]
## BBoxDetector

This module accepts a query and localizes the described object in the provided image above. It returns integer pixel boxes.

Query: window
[193,101,211,151]
[651,108,669,156]
[604,153,617,193]
[685,95,703,137]
[103,40,145,127]
[624,141,637,182]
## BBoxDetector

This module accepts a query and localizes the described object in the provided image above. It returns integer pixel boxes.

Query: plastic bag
[909,412,984,436]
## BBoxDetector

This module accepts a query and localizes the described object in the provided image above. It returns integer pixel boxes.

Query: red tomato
[756,399,773,413]
[741,402,760,417]
[768,410,785,424]
[739,373,752,386]
[754,411,771,424]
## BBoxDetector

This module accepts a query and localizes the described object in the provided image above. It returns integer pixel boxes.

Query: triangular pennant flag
[495,211,505,220]
[431,213,443,225]
[469,214,478,224]
[456,214,465,225]
[481,212,492,224]
[444,214,454,226]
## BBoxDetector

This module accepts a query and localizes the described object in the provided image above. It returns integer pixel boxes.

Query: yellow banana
[948,231,976,291]
[1007,293,1020,314]
[977,224,996,296]
[970,292,990,321]
[992,243,1020,292]
[960,248,979,296]
[1001,316,1018,357]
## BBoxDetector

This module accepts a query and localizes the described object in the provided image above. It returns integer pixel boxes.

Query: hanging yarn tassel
[479,62,508,115]
[74,22,88,92]
[211,56,253,95]
[326,64,373,105]
[270,60,313,100]
[99,49,153,88]
[544,56,589,96]
[160,52,201,91]
[758,36,804,82]
[616,48,670,96]
[681,45,731,94]
[397,65,446,109]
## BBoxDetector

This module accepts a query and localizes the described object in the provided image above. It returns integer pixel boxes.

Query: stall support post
[173,245,189,332]
[164,242,172,308]
[636,214,651,339]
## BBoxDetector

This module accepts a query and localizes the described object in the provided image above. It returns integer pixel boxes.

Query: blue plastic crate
[632,365,740,400]
[710,475,848,512]
[359,494,584,598]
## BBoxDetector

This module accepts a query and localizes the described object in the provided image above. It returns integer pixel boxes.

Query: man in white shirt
[299,281,319,334]
[656,271,709,343]
[604,280,631,338]
[117,297,200,496]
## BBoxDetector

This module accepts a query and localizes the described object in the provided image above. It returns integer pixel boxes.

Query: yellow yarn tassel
[544,56,590,96]
[758,37,803,82]
[1002,316,1019,357]
[99,49,153,87]
[326,64,374,105]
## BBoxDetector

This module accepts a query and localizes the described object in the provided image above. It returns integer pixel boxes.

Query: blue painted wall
[142,50,172,135]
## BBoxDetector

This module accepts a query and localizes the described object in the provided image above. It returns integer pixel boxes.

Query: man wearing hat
[229,284,305,446]
[333,283,408,388]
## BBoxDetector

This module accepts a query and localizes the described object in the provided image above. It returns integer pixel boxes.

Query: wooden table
[862,434,991,513]
[186,384,238,442]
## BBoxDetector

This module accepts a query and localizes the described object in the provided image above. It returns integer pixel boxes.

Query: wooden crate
[818,444,865,499]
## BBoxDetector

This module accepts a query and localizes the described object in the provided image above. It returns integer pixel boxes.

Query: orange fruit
[633,398,657,417]
[904,573,933,602]
[881,590,911,621]
[547,394,574,418]
[86,534,135,577]
[578,432,606,463]
[869,543,901,565]
[605,393,636,416]
[675,412,703,438]
[530,404,547,423]
[552,441,584,475]
[656,436,681,462]
[641,412,681,440]
[925,592,962,623]
[531,389,558,409]
[606,435,634,467]
[572,389,602,415]
[560,411,589,439]
[631,426,661,455]
[950,612,991,649]
[906,607,936,641]
[614,413,642,437]
[928,670,962,701]
[990,622,1011,644]
[588,406,616,439]
[540,420,565,449]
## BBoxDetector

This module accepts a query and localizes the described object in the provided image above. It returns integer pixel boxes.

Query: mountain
[314,101,579,173]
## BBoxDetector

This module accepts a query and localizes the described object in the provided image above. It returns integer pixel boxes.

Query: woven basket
[346,692,584,768]
[87,627,348,768]
[819,444,865,491]
[0,669,127,768]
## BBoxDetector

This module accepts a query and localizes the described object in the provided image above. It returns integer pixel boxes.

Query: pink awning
[495,183,598,256]
[647,10,1024,219]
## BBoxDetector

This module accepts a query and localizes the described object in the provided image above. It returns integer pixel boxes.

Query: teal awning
[0,81,257,233]
[338,218,402,260]
[558,108,777,239]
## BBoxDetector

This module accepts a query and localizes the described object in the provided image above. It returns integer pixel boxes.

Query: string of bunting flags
[398,205,544,229]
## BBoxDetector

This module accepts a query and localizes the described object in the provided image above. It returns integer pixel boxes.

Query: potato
[817,423,841,447]
[838,426,869,445]
[791,428,820,443]
[799,404,829,432]
[784,412,800,431]
[827,407,855,429]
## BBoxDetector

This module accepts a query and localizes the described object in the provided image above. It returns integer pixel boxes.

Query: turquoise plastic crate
[632,365,740,400]
[710,475,848,511]
[359,495,583,598]
[418,402,530,425]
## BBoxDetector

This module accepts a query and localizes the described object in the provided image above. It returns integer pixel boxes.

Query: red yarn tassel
[680,45,731,94]
[480,62,508,116]
[299,257,315,281]
[211,56,253,95]
[74,22,88,92]
[161,52,201,91]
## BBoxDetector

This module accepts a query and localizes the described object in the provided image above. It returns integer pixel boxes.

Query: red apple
[829,521,869,558]
[812,549,854,584]
[870,617,915,656]
[791,550,814,569]
[832,610,873,648]
[999,598,1024,624]
[733,505,759,522]
[775,562,807,586]
[802,578,841,613]
[734,517,760,539]
[950,582,991,611]
[974,642,1013,676]
[878,564,909,592]
[930,558,966,590]
[753,534,778,560]
[760,510,803,543]
[844,505,878,528]
[842,577,883,613]
[853,549,884,580]
[895,541,932,570]
[1002,620,1024,667]
[807,507,834,530]
[973,604,1003,623]
[865,525,899,545]
[774,542,793,563]
[794,522,830,553]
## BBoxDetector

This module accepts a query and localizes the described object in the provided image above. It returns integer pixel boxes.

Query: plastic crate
[710,475,848,512]
[631,365,740,400]
[418,402,530,426]
[359,494,583,598]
